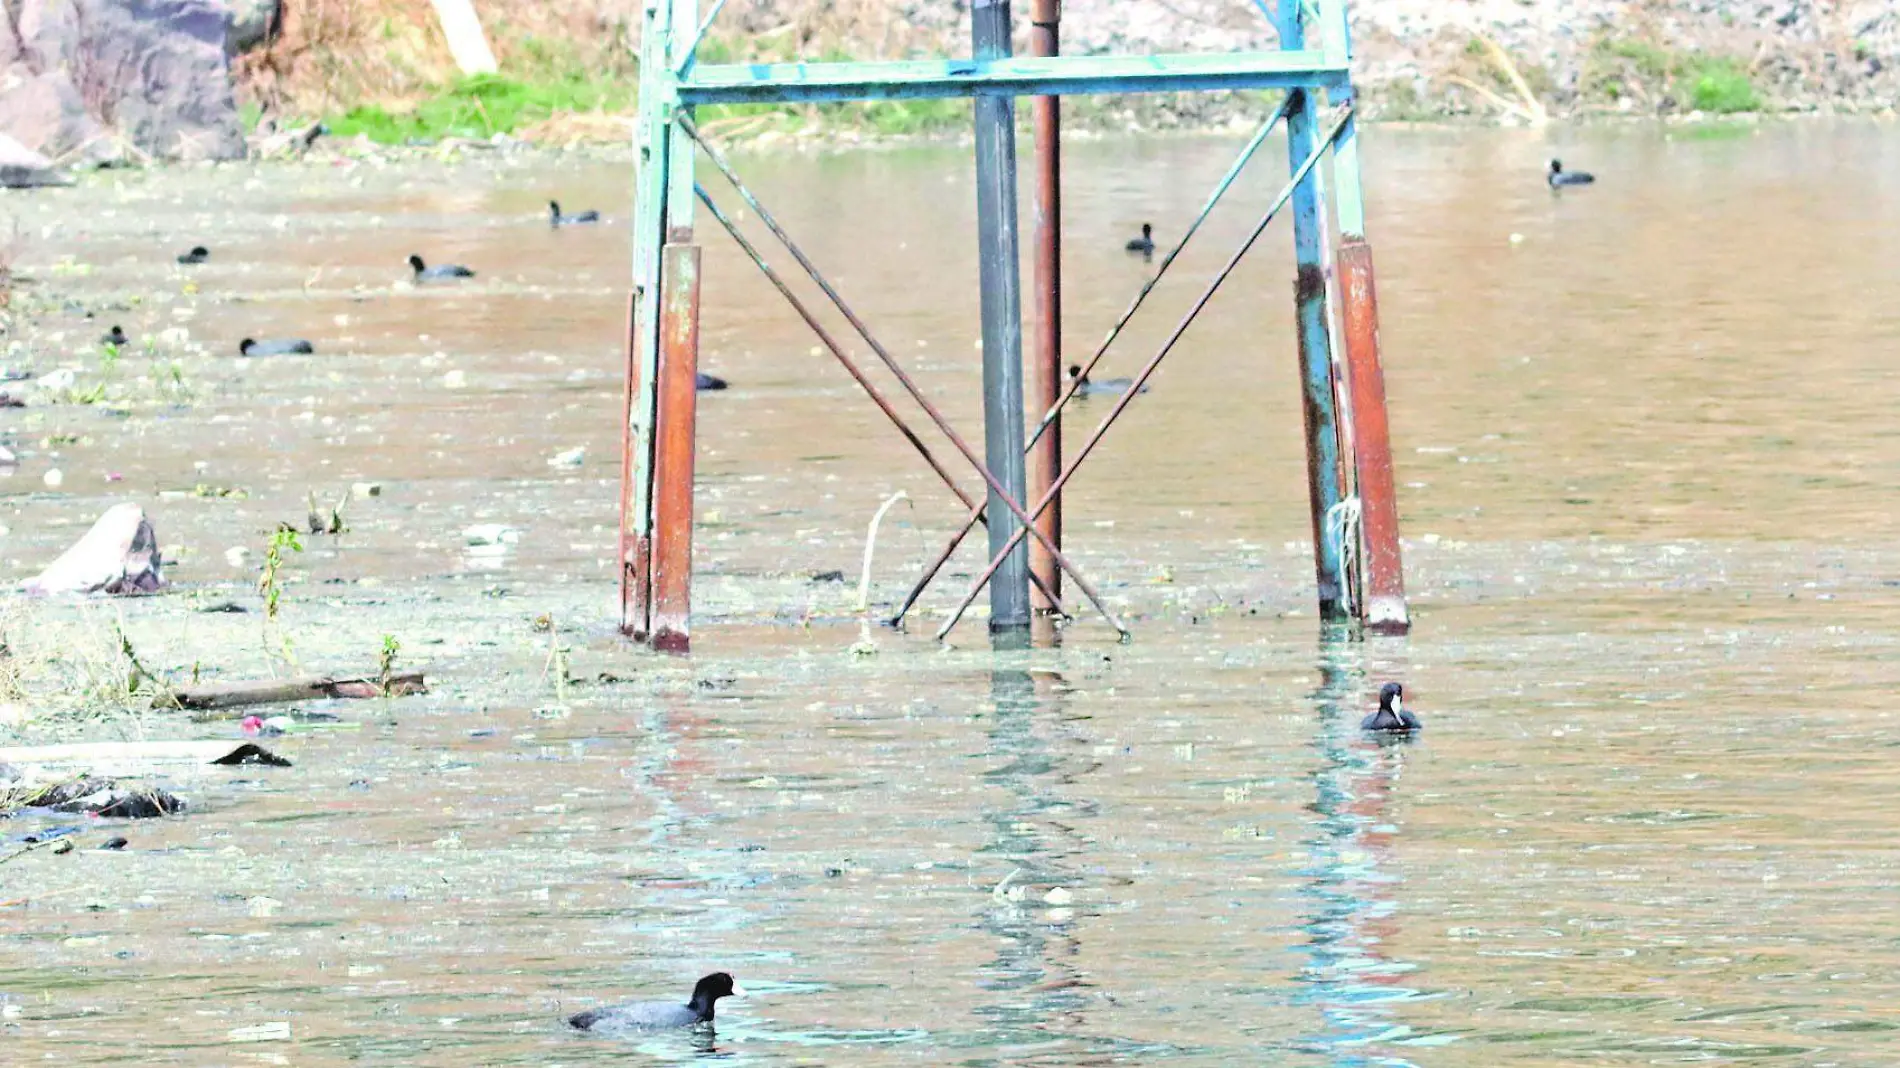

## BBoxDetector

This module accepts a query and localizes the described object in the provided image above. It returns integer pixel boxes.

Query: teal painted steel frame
[1277,0,1351,624]
[625,0,1391,640]
[672,51,1348,105]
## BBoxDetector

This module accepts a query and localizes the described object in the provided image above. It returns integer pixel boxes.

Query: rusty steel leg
[650,242,702,653]
[1338,239,1410,634]
[1028,0,1062,619]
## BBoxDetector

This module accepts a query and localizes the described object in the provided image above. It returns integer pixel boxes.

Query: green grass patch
[1683,58,1759,114]
[1585,36,1762,114]
[326,73,634,143]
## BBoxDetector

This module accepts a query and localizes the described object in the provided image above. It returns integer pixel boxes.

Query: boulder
[0,132,71,188]
[24,503,167,595]
[223,0,280,54]
[0,0,242,162]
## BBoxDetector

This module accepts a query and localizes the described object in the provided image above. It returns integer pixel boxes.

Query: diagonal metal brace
[890,97,1294,626]
[681,117,1129,637]
[694,183,1071,618]
[934,105,1355,640]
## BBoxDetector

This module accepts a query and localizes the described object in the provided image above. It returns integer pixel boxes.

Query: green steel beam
[675,50,1347,106]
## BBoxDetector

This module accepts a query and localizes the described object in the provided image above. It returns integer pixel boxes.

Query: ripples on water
[3,121,1899,1063]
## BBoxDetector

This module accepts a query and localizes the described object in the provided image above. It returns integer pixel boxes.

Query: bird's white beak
[729,984,748,997]
[1391,695,1402,716]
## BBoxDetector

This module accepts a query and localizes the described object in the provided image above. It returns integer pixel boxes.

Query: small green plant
[258,525,303,675]
[377,634,400,693]
[114,623,177,709]
[539,615,571,704]
[259,524,302,621]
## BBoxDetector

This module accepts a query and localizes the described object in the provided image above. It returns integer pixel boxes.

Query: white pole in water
[429,0,499,75]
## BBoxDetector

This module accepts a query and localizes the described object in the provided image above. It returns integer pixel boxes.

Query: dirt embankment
[243,0,1900,127]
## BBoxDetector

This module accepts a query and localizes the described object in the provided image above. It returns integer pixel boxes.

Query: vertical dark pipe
[1028,0,1062,623]
[972,0,1031,634]
[617,289,647,637]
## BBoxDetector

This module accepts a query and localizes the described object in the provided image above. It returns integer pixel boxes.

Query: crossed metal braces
[685,95,1353,640]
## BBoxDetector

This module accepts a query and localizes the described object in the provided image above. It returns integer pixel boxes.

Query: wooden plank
[163,673,427,711]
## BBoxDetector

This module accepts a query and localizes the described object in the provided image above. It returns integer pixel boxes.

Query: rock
[24,502,166,595]
[350,482,382,499]
[42,468,62,488]
[0,0,243,162]
[0,133,73,189]
[0,776,184,818]
[250,118,323,158]
[463,524,520,547]
[222,0,280,54]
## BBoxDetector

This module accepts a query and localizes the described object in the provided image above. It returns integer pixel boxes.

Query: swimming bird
[177,246,209,265]
[1068,364,1146,397]
[549,200,601,226]
[1547,159,1595,187]
[408,254,475,282]
[239,338,315,357]
[568,972,745,1035]
[696,372,728,391]
[101,325,129,348]
[1125,222,1155,257]
[1360,682,1421,734]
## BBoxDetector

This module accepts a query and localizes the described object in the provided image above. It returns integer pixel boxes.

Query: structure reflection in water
[1293,641,1436,1064]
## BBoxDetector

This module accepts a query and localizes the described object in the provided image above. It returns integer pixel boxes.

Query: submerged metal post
[625,0,701,648]
[1325,0,1409,634]
[1028,0,1063,622]
[651,243,702,652]
[1277,1,1349,624]
[622,0,676,639]
[1337,240,1407,633]
[972,0,1032,635]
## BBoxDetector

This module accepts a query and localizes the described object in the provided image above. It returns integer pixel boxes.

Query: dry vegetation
[0,602,172,738]
[237,0,945,122]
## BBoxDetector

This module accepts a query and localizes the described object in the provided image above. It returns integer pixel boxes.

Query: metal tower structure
[619,0,1411,651]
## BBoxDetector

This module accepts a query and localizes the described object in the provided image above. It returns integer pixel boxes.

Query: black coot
[1360,682,1422,733]
[239,338,315,356]
[696,372,728,391]
[568,972,744,1035]
[549,200,601,226]
[1125,222,1155,257]
[408,254,476,281]
[101,325,129,348]
[177,246,209,265]
[1547,159,1595,187]
[1067,363,1146,397]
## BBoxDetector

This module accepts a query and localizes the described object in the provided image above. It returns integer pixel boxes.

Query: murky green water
[4,120,1900,1063]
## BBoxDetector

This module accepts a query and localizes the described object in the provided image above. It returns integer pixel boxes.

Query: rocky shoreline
[2,1,1897,170]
